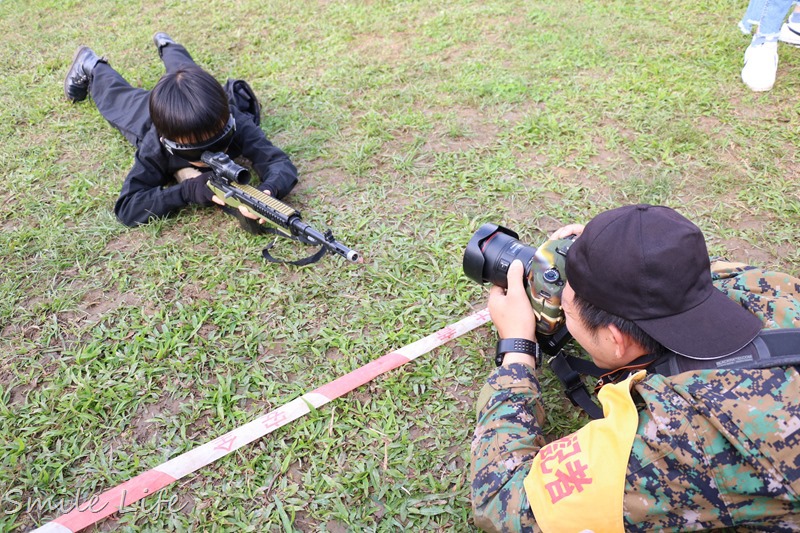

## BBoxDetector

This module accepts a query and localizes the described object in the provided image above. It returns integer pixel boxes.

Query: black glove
[258,182,277,197]
[180,172,215,206]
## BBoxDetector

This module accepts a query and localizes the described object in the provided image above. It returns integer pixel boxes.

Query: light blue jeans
[740,0,796,44]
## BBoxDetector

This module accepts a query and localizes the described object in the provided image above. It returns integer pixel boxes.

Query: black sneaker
[152,32,176,57]
[64,46,103,103]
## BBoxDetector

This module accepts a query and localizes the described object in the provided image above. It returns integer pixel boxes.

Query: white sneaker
[741,41,778,92]
[779,22,800,46]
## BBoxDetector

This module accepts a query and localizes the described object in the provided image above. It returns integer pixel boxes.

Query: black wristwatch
[495,338,541,368]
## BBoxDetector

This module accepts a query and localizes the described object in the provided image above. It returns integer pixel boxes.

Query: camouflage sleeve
[710,261,800,329]
[470,363,546,533]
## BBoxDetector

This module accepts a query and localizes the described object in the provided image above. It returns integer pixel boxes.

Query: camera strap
[550,328,800,420]
[548,352,607,420]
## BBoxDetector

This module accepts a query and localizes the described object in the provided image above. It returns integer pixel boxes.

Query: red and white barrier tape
[32,308,491,532]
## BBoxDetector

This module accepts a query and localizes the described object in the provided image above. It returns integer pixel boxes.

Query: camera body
[463,223,574,354]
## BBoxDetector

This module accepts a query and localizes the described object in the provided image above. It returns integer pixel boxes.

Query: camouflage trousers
[471,263,800,532]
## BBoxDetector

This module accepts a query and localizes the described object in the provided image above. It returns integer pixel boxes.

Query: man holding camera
[470,204,800,531]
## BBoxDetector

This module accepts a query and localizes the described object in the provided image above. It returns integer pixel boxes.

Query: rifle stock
[201,151,361,263]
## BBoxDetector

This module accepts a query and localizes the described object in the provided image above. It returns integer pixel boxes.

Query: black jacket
[114,106,297,227]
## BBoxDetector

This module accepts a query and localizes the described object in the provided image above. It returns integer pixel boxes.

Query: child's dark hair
[149,65,229,144]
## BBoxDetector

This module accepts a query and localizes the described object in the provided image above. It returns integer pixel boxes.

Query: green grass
[2,0,800,530]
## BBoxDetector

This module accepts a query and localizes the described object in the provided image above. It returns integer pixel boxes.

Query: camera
[463,223,575,355]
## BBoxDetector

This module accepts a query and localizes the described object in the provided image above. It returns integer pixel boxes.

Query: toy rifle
[202,151,361,264]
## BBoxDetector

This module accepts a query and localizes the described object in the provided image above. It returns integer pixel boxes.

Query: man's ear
[606,324,646,363]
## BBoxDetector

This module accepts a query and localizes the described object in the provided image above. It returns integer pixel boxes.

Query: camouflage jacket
[471,263,800,532]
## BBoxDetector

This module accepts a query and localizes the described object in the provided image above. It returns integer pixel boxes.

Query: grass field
[2,0,799,531]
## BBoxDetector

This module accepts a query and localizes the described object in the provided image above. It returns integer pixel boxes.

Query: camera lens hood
[463,223,520,285]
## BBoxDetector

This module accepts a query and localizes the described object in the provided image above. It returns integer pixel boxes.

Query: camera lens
[463,223,536,289]
[481,234,536,289]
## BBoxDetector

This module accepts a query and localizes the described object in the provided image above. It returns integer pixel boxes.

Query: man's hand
[550,224,584,240]
[488,260,537,342]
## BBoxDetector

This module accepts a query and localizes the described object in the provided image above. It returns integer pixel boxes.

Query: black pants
[89,44,198,148]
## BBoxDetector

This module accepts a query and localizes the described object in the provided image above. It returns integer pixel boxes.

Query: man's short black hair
[149,65,229,145]
[571,291,667,358]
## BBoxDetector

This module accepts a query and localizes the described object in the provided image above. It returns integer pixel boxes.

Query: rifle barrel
[291,219,360,263]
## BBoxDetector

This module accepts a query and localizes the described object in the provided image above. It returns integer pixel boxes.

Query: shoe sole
[742,68,775,92]
[745,83,774,92]
[152,32,174,57]
[742,72,775,91]
[64,45,90,102]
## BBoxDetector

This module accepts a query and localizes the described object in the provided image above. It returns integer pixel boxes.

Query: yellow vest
[524,371,646,533]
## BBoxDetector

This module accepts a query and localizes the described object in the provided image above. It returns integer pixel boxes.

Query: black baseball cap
[565,204,761,359]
